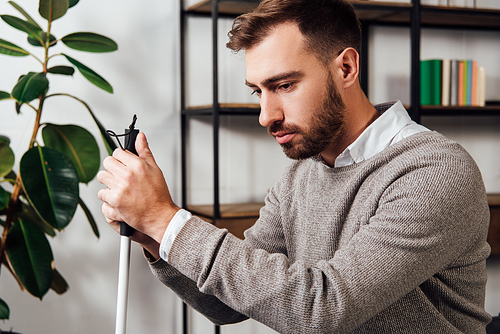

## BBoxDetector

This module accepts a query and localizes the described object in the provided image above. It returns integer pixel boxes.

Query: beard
[268,74,347,160]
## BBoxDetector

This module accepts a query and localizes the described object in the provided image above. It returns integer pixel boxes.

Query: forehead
[245,22,322,84]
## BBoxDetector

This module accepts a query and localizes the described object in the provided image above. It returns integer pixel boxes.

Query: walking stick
[107,115,139,334]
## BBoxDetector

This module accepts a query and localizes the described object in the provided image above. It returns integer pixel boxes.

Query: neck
[320,88,379,167]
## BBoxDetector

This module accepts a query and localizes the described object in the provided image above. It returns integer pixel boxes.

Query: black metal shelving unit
[179,1,500,333]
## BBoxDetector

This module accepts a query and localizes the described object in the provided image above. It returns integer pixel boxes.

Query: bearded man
[98,0,492,332]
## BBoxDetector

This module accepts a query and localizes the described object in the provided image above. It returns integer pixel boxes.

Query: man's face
[245,22,346,160]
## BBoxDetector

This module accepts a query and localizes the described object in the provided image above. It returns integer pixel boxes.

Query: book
[471,60,477,106]
[441,59,451,106]
[420,59,442,106]
[450,60,459,106]
[477,66,486,107]
[421,58,486,108]
[466,60,472,106]
[458,60,464,106]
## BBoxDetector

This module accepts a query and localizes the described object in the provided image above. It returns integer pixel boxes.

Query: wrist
[158,208,192,261]
[143,243,160,261]
[150,205,181,245]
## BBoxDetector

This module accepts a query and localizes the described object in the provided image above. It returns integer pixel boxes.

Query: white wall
[0,0,184,333]
[0,1,499,334]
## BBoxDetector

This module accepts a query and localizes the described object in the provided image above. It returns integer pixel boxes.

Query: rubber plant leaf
[69,0,79,7]
[0,91,12,100]
[11,72,49,104]
[50,268,68,294]
[0,186,9,211]
[1,251,25,291]
[39,0,69,21]
[6,217,54,299]
[0,136,15,179]
[47,65,74,76]
[20,146,79,231]
[0,298,9,320]
[47,95,116,155]
[15,101,22,114]
[28,32,57,48]
[61,32,118,53]
[81,99,117,155]
[0,38,29,57]
[0,15,43,42]
[17,200,56,237]
[62,54,113,93]
[79,197,99,238]
[8,1,43,30]
[42,123,100,184]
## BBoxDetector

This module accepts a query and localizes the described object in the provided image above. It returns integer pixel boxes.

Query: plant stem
[0,102,43,272]
[44,12,52,74]
[0,18,52,271]
[0,174,22,268]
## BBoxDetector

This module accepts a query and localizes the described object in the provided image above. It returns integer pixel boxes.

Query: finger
[107,220,121,234]
[112,147,140,167]
[98,187,123,209]
[102,154,136,181]
[136,132,159,168]
[97,169,114,188]
[97,187,111,205]
[101,201,123,223]
[102,153,127,173]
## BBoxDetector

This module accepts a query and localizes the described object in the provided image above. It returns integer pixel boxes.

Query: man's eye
[251,90,261,97]
[280,83,292,90]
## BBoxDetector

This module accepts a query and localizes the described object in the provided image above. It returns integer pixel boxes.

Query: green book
[420,59,442,106]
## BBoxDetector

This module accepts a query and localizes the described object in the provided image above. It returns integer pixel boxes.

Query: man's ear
[332,47,359,89]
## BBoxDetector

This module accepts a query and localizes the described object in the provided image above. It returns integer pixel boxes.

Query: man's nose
[259,94,284,128]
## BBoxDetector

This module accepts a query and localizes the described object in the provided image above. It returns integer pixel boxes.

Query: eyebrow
[245,71,303,88]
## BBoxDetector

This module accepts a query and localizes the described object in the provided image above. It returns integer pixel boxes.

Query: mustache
[268,121,301,137]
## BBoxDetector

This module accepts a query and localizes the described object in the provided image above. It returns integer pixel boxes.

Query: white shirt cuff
[159,209,192,261]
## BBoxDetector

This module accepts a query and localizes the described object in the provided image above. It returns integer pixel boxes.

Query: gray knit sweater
[149,131,492,333]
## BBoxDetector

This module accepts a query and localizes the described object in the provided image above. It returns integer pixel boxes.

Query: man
[97,0,492,332]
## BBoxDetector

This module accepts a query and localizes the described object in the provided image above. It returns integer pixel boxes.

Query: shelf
[185,0,411,17]
[188,202,263,239]
[420,105,500,116]
[185,1,500,29]
[353,2,500,29]
[186,0,260,15]
[352,1,412,25]
[185,0,413,21]
[488,194,500,255]
[183,104,500,117]
[489,194,500,207]
[421,5,500,30]
[183,103,261,116]
[187,202,263,219]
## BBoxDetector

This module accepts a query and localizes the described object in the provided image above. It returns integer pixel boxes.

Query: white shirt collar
[315,100,428,168]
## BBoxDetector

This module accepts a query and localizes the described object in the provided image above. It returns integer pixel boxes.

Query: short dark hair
[226,0,362,65]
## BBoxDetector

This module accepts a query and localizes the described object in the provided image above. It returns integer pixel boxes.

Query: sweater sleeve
[147,249,249,325]
[164,140,491,333]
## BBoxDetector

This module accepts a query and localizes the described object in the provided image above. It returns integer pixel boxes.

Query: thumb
[136,132,157,166]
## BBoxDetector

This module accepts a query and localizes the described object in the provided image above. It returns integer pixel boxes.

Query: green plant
[0,0,118,320]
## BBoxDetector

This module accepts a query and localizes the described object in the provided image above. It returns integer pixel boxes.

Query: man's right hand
[97,132,180,255]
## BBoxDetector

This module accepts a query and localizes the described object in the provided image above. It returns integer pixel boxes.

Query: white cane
[110,116,139,334]
[115,223,134,334]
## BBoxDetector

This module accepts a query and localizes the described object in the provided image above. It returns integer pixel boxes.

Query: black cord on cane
[106,114,138,152]
[106,114,139,237]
